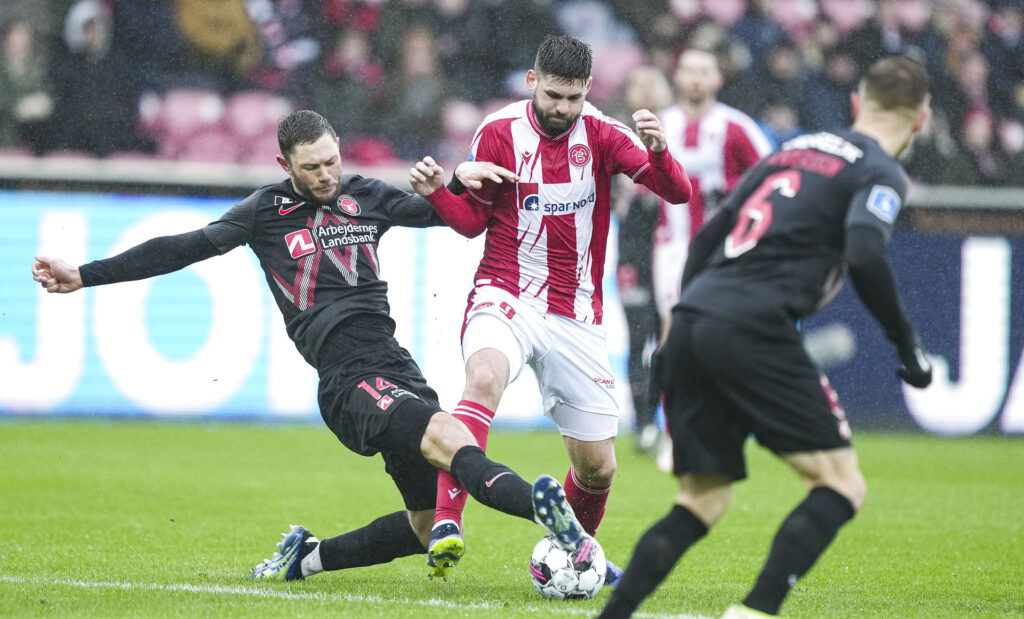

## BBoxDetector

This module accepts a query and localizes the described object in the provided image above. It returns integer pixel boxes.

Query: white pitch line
[0,574,710,618]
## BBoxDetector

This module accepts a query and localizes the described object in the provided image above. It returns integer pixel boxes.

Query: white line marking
[0,574,710,618]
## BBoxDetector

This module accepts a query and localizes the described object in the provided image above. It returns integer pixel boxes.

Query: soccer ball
[529,533,606,600]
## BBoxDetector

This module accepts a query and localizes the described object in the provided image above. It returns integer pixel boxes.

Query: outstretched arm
[845,225,932,388]
[33,229,221,292]
[409,156,509,238]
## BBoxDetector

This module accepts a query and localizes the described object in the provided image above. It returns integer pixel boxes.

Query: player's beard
[293,174,342,206]
[531,98,577,136]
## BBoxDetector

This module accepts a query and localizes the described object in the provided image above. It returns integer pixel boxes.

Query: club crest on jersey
[275,195,305,215]
[866,185,901,224]
[568,144,591,166]
[517,182,540,211]
[337,194,360,215]
[285,229,317,259]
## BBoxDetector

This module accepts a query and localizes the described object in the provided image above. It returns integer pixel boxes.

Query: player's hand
[633,109,667,153]
[32,255,84,294]
[409,156,445,197]
[897,340,932,388]
[455,161,518,190]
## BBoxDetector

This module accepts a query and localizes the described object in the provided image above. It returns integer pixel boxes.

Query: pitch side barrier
[0,158,1021,435]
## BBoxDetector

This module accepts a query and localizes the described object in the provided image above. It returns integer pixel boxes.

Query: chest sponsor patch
[517,182,540,211]
[866,185,901,224]
[285,229,316,259]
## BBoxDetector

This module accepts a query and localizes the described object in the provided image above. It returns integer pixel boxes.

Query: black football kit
[657,130,924,478]
[80,175,446,508]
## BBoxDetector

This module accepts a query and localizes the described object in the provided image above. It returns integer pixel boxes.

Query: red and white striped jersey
[658,101,772,245]
[465,100,687,325]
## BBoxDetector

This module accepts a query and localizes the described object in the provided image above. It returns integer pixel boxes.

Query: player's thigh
[703,321,853,455]
[377,398,444,512]
[534,316,618,436]
[658,311,749,479]
[320,372,440,512]
[462,289,543,384]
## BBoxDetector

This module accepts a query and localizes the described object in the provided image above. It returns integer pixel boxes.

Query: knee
[837,471,867,512]
[463,362,506,402]
[420,412,474,470]
[572,455,616,487]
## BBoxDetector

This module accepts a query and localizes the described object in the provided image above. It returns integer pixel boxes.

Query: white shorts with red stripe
[461,285,619,441]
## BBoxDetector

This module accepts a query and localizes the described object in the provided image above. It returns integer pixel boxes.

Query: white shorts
[461,286,619,441]
[652,236,688,320]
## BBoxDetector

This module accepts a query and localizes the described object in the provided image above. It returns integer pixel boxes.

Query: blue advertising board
[1,190,1021,435]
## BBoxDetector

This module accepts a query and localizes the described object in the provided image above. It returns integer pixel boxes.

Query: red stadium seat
[223,91,294,140]
[176,129,242,163]
[155,89,225,157]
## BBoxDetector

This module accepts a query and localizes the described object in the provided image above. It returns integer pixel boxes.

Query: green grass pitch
[0,418,1021,618]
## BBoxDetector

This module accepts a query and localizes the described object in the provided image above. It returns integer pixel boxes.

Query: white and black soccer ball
[529,533,606,600]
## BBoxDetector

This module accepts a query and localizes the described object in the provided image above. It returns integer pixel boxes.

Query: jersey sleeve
[844,162,908,243]
[371,178,445,228]
[202,196,257,253]
[464,122,509,206]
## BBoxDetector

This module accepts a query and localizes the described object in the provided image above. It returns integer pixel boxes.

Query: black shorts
[317,324,443,512]
[656,309,852,480]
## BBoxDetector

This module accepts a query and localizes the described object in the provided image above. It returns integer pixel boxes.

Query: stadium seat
[340,136,398,166]
[223,91,294,140]
[155,89,225,158]
[176,129,243,163]
[239,131,284,166]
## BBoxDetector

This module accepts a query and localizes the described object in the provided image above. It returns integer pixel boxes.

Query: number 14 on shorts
[357,377,411,411]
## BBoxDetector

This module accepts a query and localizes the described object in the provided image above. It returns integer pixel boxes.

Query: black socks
[598,504,709,618]
[318,510,425,571]
[449,445,534,521]
[743,486,856,615]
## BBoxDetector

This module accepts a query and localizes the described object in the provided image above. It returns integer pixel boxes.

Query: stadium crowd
[1,0,1022,185]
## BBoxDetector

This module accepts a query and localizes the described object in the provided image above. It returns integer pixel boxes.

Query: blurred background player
[410,34,691,581]
[598,55,934,619]
[612,65,673,453]
[652,47,773,470]
[31,109,585,585]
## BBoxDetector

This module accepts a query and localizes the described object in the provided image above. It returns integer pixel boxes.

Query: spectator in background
[801,47,858,132]
[961,106,1009,185]
[112,0,190,92]
[245,0,321,97]
[311,27,387,140]
[981,1,1024,120]
[174,0,263,92]
[0,19,56,153]
[385,26,444,159]
[612,65,674,454]
[432,0,501,102]
[50,0,156,156]
[901,110,975,185]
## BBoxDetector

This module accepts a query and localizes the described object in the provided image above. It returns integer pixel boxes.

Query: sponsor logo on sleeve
[285,229,317,259]
[866,185,901,224]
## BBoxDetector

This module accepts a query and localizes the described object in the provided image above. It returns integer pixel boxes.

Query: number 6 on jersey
[724,170,802,258]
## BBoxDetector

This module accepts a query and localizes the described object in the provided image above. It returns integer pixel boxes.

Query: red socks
[434,400,496,528]
[564,466,611,536]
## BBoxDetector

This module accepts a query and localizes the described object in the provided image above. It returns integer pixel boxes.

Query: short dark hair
[861,55,930,111]
[534,34,592,84]
[278,110,337,159]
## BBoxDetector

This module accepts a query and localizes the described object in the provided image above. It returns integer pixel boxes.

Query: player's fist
[897,341,932,388]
